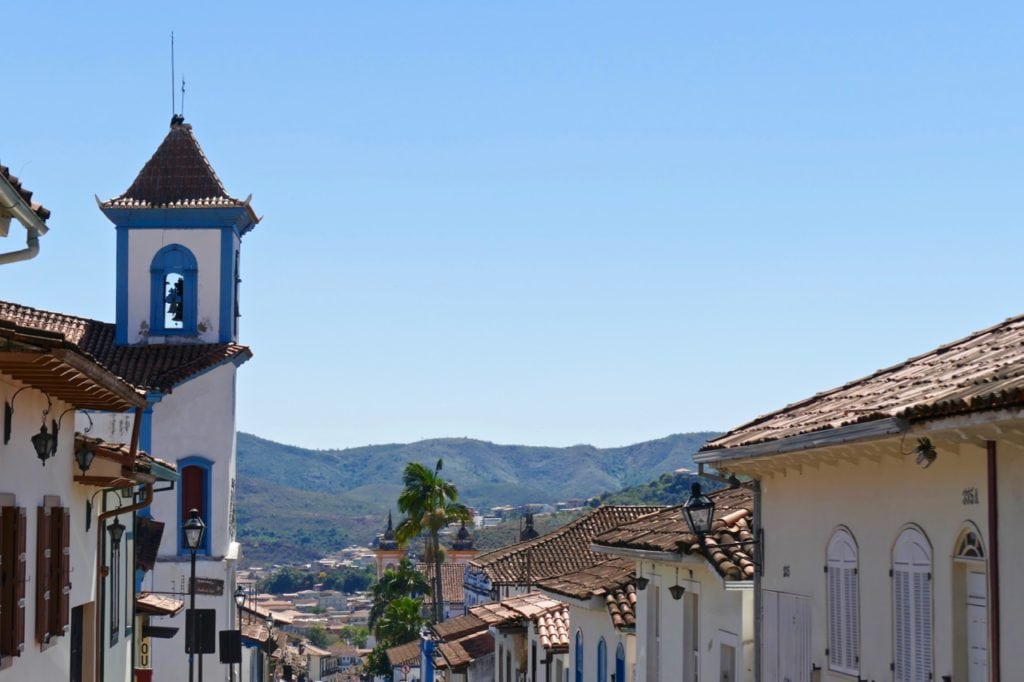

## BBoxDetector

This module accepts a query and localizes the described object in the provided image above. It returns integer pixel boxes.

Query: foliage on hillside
[597,470,721,506]
[259,565,375,594]
[236,431,720,565]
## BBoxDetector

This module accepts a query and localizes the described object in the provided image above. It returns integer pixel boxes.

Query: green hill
[236,431,719,565]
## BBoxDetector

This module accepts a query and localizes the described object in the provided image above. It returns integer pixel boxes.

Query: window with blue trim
[150,244,198,335]
[615,642,625,682]
[597,638,607,682]
[179,457,212,555]
[575,630,583,682]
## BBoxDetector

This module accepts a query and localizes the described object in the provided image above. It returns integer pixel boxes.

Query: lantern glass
[108,517,126,545]
[235,584,247,608]
[74,445,95,472]
[31,425,54,465]
[682,483,715,537]
[183,509,205,550]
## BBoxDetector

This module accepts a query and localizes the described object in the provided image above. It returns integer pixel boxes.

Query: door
[763,590,811,682]
[69,605,83,682]
[966,571,987,682]
[683,591,699,682]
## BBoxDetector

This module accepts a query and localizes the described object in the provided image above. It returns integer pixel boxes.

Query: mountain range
[235,431,719,565]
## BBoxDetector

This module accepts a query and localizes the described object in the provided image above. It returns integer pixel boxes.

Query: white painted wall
[633,558,751,682]
[724,420,1024,682]
[123,229,223,344]
[141,362,240,682]
[0,376,141,682]
[566,603,632,682]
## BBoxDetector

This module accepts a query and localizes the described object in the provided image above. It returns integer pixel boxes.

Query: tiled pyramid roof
[0,300,251,392]
[101,121,247,211]
[593,487,756,581]
[702,314,1024,452]
[468,506,662,586]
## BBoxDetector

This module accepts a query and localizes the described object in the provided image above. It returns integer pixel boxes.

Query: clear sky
[2,2,1023,449]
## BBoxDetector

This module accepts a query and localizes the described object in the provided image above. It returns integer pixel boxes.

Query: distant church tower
[448,521,477,564]
[375,511,406,578]
[99,116,259,682]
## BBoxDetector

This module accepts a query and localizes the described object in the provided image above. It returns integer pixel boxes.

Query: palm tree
[369,557,431,629]
[374,596,427,646]
[395,459,470,623]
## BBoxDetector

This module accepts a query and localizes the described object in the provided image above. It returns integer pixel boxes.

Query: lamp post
[183,509,206,682]
[233,584,246,682]
[266,615,276,682]
[682,482,715,538]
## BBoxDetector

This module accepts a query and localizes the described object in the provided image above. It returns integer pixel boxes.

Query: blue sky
[2,3,1023,449]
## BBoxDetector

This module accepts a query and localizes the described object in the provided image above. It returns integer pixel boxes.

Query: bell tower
[100,116,258,345]
[374,511,406,578]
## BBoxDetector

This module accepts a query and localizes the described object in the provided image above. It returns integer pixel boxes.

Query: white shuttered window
[893,527,933,682]
[826,528,859,675]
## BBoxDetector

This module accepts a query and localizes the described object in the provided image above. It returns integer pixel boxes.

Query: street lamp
[183,509,206,682]
[234,584,247,626]
[682,483,715,538]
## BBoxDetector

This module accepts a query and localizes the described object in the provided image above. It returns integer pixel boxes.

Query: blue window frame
[575,631,583,682]
[597,638,607,682]
[615,642,625,682]
[150,244,198,336]
[177,456,212,555]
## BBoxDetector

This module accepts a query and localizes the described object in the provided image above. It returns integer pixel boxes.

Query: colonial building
[464,506,660,608]
[590,488,756,682]
[695,315,1024,681]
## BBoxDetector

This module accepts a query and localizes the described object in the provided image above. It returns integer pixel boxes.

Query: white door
[762,591,811,682]
[966,571,987,682]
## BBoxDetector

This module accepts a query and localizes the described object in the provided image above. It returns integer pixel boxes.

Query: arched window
[575,630,583,682]
[178,457,212,555]
[955,526,985,559]
[615,642,625,682]
[827,528,859,676]
[150,244,198,335]
[893,527,933,682]
[596,638,607,682]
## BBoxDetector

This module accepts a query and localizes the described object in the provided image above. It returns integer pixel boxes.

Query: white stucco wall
[633,558,751,682]
[123,228,223,344]
[566,603,633,682]
[722,418,1024,682]
[140,362,240,682]
[0,376,140,682]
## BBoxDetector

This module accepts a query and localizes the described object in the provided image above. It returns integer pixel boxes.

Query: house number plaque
[961,487,979,505]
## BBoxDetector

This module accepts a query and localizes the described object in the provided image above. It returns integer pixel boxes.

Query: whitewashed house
[536,557,638,682]
[695,315,1024,681]
[590,488,756,682]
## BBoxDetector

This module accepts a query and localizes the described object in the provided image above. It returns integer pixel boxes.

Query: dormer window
[150,244,198,336]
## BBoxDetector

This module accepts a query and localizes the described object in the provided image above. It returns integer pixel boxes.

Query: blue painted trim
[138,392,163,455]
[100,206,252,232]
[219,228,235,343]
[115,228,130,345]
[615,642,625,682]
[150,244,199,336]
[176,456,214,556]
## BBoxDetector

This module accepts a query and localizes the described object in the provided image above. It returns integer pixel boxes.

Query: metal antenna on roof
[181,75,186,118]
[170,32,176,117]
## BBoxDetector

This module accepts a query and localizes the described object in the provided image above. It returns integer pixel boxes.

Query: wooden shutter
[14,508,26,654]
[893,528,932,682]
[35,507,51,644]
[58,508,70,634]
[826,530,859,676]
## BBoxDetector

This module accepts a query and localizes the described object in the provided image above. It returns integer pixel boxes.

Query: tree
[369,557,431,629]
[307,624,332,648]
[394,459,470,623]
[374,597,426,646]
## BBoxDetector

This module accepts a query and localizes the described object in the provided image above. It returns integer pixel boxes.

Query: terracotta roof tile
[0,300,251,392]
[432,613,487,641]
[417,562,465,607]
[435,631,494,670]
[101,122,243,211]
[0,163,50,221]
[136,592,184,616]
[535,557,637,630]
[467,592,569,650]
[593,488,756,581]
[468,506,661,586]
[386,640,421,667]
[703,314,1024,451]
